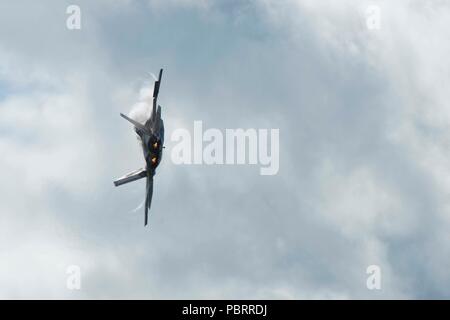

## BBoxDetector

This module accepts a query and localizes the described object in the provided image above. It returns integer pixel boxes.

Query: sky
[1,0,450,299]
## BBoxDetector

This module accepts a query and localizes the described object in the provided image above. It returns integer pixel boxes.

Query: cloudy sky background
[1,0,450,299]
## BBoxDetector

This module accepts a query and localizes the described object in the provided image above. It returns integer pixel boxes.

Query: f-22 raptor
[114,69,164,226]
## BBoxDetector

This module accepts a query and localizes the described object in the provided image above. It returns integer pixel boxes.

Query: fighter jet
[114,69,164,226]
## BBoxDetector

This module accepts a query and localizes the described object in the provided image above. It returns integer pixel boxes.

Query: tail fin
[144,174,154,226]
[153,69,163,99]
[151,69,163,124]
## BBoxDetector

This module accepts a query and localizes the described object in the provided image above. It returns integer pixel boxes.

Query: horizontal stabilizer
[114,168,147,187]
[120,113,151,134]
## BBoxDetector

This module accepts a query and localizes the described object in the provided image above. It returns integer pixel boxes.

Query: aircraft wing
[114,168,147,187]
